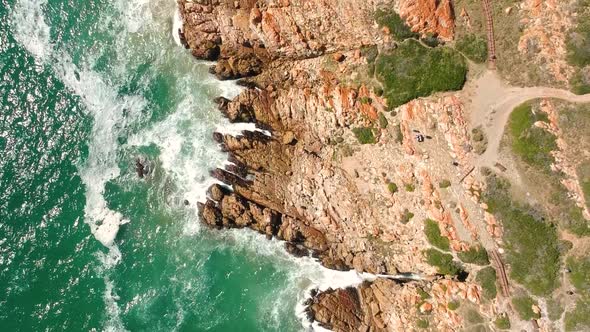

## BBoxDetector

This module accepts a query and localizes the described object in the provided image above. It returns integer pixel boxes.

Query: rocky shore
[177,0,590,330]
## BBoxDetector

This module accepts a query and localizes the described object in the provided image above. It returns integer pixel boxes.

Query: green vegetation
[352,127,377,144]
[568,256,590,291]
[455,34,488,63]
[565,299,590,331]
[512,295,541,320]
[447,300,460,311]
[571,69,590,95]
[483,175,560,295]
[424,249,463,276]
[476,266,497,300]
[393,124,403,144]
[405,183,415,192]
[458,245,489,265]
[375,9,418,41]
[579,161,590,210]
[417,288,431,300]
[359,96,373,104]
[465,309,484,324]
[416,319,429,329]
[566,16,590,67]
[375,40,467,108]
[378,112,388,129]
[438,179,451,189]
[547,298,565,321]
[424,219,450,251]
[401,209,414,224]
[387,182,398,194]
[508,103,556,172]
[494,315,511,330]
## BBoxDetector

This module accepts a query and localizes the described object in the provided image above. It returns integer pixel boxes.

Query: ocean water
[0,0,367,330]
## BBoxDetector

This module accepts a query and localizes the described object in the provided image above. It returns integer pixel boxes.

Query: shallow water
[0,0,367,330]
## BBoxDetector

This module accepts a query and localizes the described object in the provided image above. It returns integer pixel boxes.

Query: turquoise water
[0,0,345,330]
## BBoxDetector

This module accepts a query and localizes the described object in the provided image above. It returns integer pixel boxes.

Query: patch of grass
[494,315,511,330]
[458,245,490,265]
[578,161,590,210]
[465,309,484,324]
[375,40,467,108]
[387,182,398,194]
[448,300,460,311]
[424,219,450,251]
[375,9,418,41]
[508,102,556,173]
[483,175,561,295]
[547,297,564,321]
[571,69,590,95]
[567,256,590,291]
[424,249,464,276]
[476,266,497,300]
[439,179,451,189]
[512,295,541,321]
[378,112,388,129]
[455,34,488,63]
[565,298,590,332]
[417,288,431,300]
[352,127,377,144]
[393,124,403,143]
[566,15,590,67]
[405,183,415,192]
[416,319,429,329]
[400,209,414,224]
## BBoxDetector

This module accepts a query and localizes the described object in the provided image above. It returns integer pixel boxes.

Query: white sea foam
[11,0,51,61]
[172,1,183,46]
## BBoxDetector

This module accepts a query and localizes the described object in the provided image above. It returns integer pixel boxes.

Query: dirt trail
[466,70,590,168]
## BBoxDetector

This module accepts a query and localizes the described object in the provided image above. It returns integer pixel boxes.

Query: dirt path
[466,70,590,168]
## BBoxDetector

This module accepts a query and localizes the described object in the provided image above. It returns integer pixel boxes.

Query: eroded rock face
[396,0,455,40]
[178,1,502,330]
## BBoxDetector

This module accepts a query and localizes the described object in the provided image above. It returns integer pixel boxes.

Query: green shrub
[494,316,511,330]
[388,182,398,194]
[352,127,377,144]
[566,19,590,67]
[547,298,564,321]
[401,209,414,224]
[571,69,590,95]
[421,33,440,48]
[465,309,484,324]
[375,40,467,108]
[416,319,429,329]
[476,266,497,300]
[509,103,557,172]
[359,96,373,104]
[425,249,463,276]
[567,256,590,291]
[405,183,415,192]
[424,219,450,251]
[483,175,560,295]
[417,288,430,300]
[393,124,403,143]
[456,34,488,63]
[447,300,460,310]
[565,298,590,332]
[375,9,418,41]
[439,179,451,189]
[378,112,388,129]
[512,296,541,320]
[458,245,490,265]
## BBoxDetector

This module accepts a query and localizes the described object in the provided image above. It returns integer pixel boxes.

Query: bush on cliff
[458,245,489,265]
[375,9,418,41]
[483,174,560,296]
[476,266,497,300]
[375,40,467,108]
[352,127,377,144]
[424,219,450,251]
[425,248,463,276]
[566,15,590,67]
[455,34,488,63]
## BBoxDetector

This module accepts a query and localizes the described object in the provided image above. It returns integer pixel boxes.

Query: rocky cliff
[180,0,503,330]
